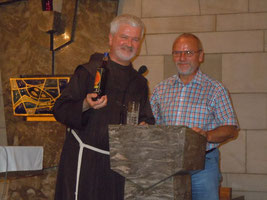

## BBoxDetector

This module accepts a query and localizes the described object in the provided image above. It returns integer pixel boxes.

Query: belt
[67,128,110,200]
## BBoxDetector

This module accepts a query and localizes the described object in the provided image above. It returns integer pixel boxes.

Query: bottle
[92,52,109,101]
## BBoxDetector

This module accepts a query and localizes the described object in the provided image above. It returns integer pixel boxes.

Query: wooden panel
[219,187,232,200]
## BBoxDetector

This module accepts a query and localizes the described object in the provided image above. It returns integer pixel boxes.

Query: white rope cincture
[67,128,110,200]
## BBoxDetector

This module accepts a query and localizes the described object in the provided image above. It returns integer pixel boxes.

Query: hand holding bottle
[92,52,109,101]
[83,93,108,111]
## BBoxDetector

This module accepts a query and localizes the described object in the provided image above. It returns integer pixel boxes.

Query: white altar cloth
[0,146,43,173]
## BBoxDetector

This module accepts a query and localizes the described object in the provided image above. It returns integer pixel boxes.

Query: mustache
[175,61,190,66]
[121,45,133,52]
[176,61,190,65]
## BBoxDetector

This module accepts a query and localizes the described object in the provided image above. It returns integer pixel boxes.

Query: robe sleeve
[138,79,155,125]
[53,66,93,129]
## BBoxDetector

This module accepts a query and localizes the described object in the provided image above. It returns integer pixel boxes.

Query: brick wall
[118,0,267,199]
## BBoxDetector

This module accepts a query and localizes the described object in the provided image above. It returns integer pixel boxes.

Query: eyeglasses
[172,50,202,57]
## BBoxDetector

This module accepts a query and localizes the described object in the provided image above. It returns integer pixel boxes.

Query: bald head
[173,33,203,51]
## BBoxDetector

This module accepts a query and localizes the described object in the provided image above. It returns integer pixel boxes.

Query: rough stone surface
[0,168,57,200]
[0,0,117,197]
[109,125,206,199]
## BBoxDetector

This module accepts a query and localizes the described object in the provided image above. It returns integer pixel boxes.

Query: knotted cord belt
[67,128,110,200]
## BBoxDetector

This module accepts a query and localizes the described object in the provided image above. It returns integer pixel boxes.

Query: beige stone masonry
[117,0,142,17]
[222,53,267,93]
[146,31,263,55]
[220,130,246,173]
[132,55,164,93]
[231,94,267,130]
[247,130,267,173]
[249,0,267,12]
[200,0,248,14]
[146,33,178,55]
[117,1,267,199]
[139,38,147,56]
[142,0,199,17]
[223,173,267,192]
[217,13,267,31]
[200,54,222,82]
[164,54,222,81]
[197,31,263,53]
[143,15,215,34]
[163,55,176,79]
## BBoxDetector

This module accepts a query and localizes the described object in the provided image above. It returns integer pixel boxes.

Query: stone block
[219,130,246,173]
[164,55,177,80]
[142,0,199,17]
[146,33,178,55]
[220,173,228,187]
[197,31,263,53]
[146,31,263,55]
[117,0,142,17]
[247,130,267,173]
[223,173,267,192]
[143,15,215,34]
[217,13,267,31]
[138,38,147,56]
[222,53,267,93]
[200,54,222,82]
[164,54,222,82]
[230,94,267,130]
[109,125,206,199]
[132,55,164,93]
[200,0,248,14]
[249,0,267,12]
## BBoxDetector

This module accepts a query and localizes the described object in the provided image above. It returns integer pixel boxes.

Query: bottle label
[93,68,104,92]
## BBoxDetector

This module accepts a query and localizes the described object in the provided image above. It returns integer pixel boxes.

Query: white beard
[115,45,136,62]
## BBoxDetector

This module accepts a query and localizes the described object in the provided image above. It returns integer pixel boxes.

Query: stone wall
[0,70,7,146]
[118,0,267,199]
[0,0,118,199]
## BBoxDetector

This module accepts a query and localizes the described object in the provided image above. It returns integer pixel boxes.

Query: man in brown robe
[53,14,155,200]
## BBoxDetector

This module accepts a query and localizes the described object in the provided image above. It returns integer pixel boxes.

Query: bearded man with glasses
[150,33,239,200]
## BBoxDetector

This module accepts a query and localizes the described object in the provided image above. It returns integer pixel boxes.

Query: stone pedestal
[109,125,206,200]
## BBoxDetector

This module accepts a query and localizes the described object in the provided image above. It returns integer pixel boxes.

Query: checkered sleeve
[213,86,238,127]
[150,87,162,124]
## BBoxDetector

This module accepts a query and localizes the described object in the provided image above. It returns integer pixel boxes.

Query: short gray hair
[110,14,145,37]
[176,33,203,51]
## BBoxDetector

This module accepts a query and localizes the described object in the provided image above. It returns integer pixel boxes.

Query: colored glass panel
[10,77,70,117]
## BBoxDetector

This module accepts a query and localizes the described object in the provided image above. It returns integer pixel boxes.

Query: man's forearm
[206,125,238,143]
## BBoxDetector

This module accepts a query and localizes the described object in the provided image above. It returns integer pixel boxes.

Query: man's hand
[192,127,207,137]
[192,125,238,143]
[83,93,108,111]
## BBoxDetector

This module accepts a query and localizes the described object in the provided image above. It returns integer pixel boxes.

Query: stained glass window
[10,77,69,120]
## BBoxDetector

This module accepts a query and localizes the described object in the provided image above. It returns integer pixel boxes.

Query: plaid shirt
[150,70,238,150]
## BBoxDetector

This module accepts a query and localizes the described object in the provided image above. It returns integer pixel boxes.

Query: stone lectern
[108,125,206,200]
